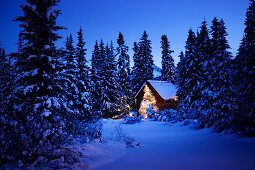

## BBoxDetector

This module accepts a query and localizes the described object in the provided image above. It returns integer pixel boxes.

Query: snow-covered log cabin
[134,80,178,118]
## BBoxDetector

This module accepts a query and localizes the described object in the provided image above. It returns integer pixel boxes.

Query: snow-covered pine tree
[234,0,255,133]
[195,20,213,124]
[90,41,102,115]
[117,32,131,95]
[176,51,186,116]
[109,41,118,74]
[75,28,92,120]
[64,33,87,125]
[76,28,88,76]
[116,32,131,116]
[160,34,175,83]
[177,29,200,119]
[0,43,15,166]
[131,41,144,93]
[138,31,154,82]
[6,0,99,165]
[60,31,96,134]
[98,39,106,89]
[90,40,120,118]
[0,43,11,113]
[14,0,66,121]
[100,43,120,118]
[6,0,73,164]
[204,17,235,129]
[91,40,107,117]
[131,31,154,95]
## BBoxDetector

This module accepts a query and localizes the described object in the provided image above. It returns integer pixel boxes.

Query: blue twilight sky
[0,0,249,67]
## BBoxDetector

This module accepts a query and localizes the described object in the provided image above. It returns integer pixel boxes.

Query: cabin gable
[135,80,178,115]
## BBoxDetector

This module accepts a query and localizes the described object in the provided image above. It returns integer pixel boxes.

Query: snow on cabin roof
[147,80,177,99]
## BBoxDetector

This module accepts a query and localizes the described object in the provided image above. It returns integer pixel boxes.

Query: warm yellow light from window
[175,96,178,101]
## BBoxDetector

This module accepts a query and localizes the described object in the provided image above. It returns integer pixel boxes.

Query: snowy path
[89,119,255,170]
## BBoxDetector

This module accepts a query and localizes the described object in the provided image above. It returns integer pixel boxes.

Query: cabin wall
[163,99,178,110]
[155,99,178,111]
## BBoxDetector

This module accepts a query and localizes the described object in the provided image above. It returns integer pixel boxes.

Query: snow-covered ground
[81,119,255,170]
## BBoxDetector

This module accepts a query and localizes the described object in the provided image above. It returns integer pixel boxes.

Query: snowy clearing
[85,119,255,170]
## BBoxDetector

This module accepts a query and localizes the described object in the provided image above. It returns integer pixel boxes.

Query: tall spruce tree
[203,17,235,129]
[75,28,91,120]
[90,41,101,114]
[110,41,118,74]
[13,0,65,126]
[176,51,186,115]
[131,41,143,93]
[234,0,255,133]
[98,39,106,89]
[8,0,73,163]
[138,31,154,82]
[195,20,213,122]
[160,34,175,83]
[131,31,154,95]
[116,32,131,115]
[0,41,22,166]
[117,32,131,96]
[64,33,87,124]
[100,43,120,117]
[90,40,120,118]
[0,43,10,113]
[177,29,200,118]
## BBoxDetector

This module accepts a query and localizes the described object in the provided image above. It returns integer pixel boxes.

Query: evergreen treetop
[138,31,154,83]
[160,34,175,83]
[117,32,131,95]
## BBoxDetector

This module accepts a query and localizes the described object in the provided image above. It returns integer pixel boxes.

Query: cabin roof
[135,80,177,100]
[148,80,177,99]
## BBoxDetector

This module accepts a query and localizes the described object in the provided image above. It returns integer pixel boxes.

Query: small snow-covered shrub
[148,108,182,122]
[0,111,102,169]
[0,116,69,168]
[123,116,141,124]
[76,120,102,143]
[145,106,156,118]
[114,126,142,148]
